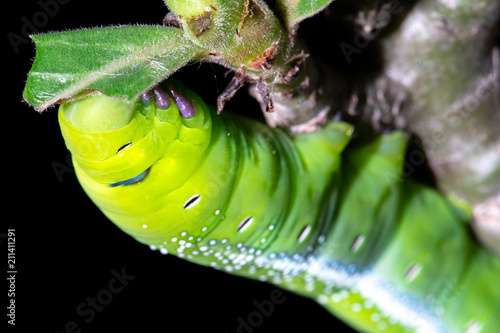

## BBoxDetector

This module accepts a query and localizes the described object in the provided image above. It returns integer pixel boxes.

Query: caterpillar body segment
[58,80,500,333]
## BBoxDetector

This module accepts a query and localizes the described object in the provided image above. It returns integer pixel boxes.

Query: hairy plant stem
[164,0,353,134]
[380,0,500,252]
[382,0,500,204]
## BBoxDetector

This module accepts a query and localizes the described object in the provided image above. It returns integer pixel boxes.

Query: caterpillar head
[58,80,214,245]
[59,80,211,185]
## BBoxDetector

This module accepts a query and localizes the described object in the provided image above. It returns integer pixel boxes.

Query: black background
[7,0,356,332]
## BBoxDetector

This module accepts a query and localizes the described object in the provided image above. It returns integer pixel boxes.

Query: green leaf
[24,25,204,111]
[277,0,334,31]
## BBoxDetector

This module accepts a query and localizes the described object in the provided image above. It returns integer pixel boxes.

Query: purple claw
[153,86,171,109]
[141,89,154,105]
[169,87,196,119]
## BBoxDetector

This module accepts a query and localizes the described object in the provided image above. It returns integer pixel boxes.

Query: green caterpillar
[58,79,500,333]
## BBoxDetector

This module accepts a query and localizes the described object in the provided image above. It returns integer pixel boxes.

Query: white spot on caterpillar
[183,194,201,209]
[377,321,388,330]
[371,313,381,322]
[339,290,349,299]
[435,307,445,317]
[331,293,342,303]
[181,231,187,237]
[149,245,157,251]
[405,263,421,282]
[465,320,482,333]
[351,234,365,252]
[297,225,311,243]
[317,295,328,304]
[364,300,374,309]
[351,303,362,312]
[209,240,217,246]
[201,227,208,232]
[215,209,220,215]
[237,216,254,232]
[268,225,275,230]
[318,235,325,243]
[171,237,178,242]
[142,224,148,229]
[160,248,168,255]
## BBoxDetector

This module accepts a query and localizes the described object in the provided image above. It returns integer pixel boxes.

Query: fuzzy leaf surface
[277,0,333,31]
[24,25,203,111]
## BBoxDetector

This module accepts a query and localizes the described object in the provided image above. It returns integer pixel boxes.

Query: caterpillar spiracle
[57,79,500,333]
